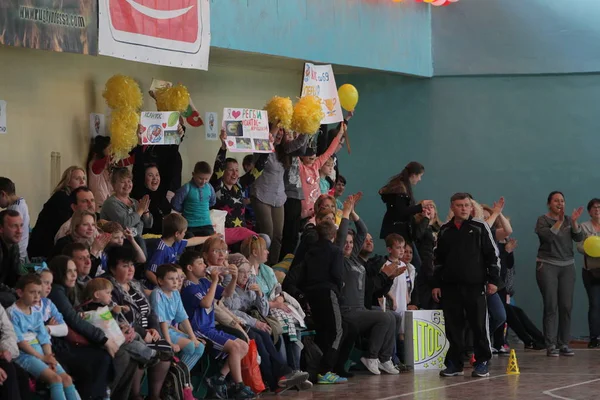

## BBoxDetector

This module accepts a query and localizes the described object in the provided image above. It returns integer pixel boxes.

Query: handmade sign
[300,63,343,125]
[0,101,6,134]
[205,112,218,140]
[222,108,273,153]
[89,113,106,138]
[139,111,181,145]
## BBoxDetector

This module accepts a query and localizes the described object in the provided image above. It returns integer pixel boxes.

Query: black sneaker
[234,382,257,399]
[439,363,464,377]
[206,375,228,399]
[559,346,575,357]
[588,338,600,348]
[472,362,490,378]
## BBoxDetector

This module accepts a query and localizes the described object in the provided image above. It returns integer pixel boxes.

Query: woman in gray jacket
[576,198,600,348]
[535,191,584,357]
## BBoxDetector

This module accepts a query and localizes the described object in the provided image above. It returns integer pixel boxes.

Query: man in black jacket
[0,210,22,307]
[432,193,500,378]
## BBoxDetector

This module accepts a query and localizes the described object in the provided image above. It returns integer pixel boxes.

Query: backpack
[161,356,195,400]
[300,335,322,383]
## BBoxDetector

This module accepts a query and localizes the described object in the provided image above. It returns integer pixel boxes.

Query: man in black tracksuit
[432,193,500,378]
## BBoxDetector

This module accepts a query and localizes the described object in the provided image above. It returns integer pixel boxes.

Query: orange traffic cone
[506,349,520,375]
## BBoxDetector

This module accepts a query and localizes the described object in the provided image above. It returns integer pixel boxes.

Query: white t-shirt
[8,198,29,260]
[387,260,409,317]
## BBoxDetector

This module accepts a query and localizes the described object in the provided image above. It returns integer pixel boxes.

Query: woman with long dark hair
[379,162,433,270]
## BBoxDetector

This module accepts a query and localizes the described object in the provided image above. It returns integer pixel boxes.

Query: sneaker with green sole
[317,371,348,384]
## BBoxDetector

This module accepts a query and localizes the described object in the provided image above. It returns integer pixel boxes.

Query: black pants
[307,289,357,374]
[0,359,22,400]
[248,327,291,390]
[505,304,545,346]
[442,284,491,368]
[280,198,302,261]
[189,225,215,237]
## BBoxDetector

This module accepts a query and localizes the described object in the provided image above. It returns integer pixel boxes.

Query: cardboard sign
[301,63,343,124]
[222,108,273,153]
[139,111,181,145]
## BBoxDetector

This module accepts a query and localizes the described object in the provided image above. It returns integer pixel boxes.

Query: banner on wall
[222,108,273,153]
[300,63,343,125]
[0,0,97,55]
[98,0,211,70]
[404,310,450,370]
[139,111,181,145]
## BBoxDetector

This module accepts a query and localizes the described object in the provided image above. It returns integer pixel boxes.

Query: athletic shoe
[439,363,464,377]
[588,338,600,348]
[378,360,400,375]
[547,347,560,357]
[559,346,575,357]
[498,345,510,357]
[525,342,545,351]
[395,363,412,373]
[278,371,309,388]
[472,362,489,378]
[298,379,313,390]
[360,357,381,375]
[317,372,348,384]
[234,383,257,399]
[206,376,228,399]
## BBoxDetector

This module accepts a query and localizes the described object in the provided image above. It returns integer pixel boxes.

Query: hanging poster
[0,0,98,55]
[89,114,107,138]
[139,111,181,145]
[98,0,211,70]
[300,63,343,124]
[222,108,273,153]
[0,101,6,134]
[205,112,218,141]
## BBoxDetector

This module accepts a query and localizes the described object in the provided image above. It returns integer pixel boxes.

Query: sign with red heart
[222,108,273,154]
[139,111,181,145]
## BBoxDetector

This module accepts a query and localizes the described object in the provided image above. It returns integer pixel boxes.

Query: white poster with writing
[139,111,181,145]
[89,113,107,138]
[301,63,343,124]
[404,310,449,370]
[222,108,272,153]
[98,0,211,70]
[0,100,6,134]
[205,112,218,140]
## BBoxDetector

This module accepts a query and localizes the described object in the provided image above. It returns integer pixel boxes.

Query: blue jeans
[582,268,600,339]
[487,292,507,333]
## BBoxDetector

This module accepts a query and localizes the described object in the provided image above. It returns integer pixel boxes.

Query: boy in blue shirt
[172,161,216,237]
[150,264,204,371]
[180,251,256,399]
[8,274,80,400]
[144,213,213,289]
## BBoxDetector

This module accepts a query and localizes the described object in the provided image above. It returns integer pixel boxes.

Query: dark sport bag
[161,356,195,400]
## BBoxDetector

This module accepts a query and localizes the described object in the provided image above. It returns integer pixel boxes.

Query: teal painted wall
[432,0,600,75]
[337,72,600,338]
[210,0,433,77]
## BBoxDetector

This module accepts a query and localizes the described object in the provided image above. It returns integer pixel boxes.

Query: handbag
[241,340,265,394]
[65,328,90,347]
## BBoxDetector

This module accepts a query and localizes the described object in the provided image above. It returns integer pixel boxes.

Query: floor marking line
[375,374,510,400]
[542,378,600,400]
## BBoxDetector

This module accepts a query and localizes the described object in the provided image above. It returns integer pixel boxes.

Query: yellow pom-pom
[154,84,190,112]
[264,96,293,130]
[109,108,139,161]
[291,95,324,135]
[102,75,143,111]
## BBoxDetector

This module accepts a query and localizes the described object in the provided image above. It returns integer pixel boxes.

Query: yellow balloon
[338,84,359,112]
[584,236,600,258]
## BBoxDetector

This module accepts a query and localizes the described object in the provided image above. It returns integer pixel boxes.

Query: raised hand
[493,197,505,214]
[571,206,584,222]
[220,129,227,149]
[505,238,518,253]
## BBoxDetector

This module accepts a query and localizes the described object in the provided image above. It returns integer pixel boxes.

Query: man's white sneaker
[360,357,381,375]
[378,360,400,375]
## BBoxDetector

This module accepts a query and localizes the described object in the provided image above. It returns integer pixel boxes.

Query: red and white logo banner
[98,0,210,70]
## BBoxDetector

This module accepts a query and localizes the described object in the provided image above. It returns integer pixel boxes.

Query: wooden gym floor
[270,346,600,400]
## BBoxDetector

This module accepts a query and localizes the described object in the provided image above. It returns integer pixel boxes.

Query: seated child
[402,243,418,310]
[144,213,213,289]
[34,267,68,338]
[99,222,146,272]
[180,248,256,399]
[171,161,216,237]
[8,274,80,400]
[384,234,409,334]
[150,264,205,371]
[83,278,164,367]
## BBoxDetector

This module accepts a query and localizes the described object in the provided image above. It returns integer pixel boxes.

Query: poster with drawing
[139,111,181,145]
[89,113,106,138]
[301,63,343,124]
[205,112,218,140]
[222,108,273,153]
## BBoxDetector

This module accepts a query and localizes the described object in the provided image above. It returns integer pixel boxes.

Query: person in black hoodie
[303,220,353,383]
[413,202,441,309]
[132,163,172,235]
[433,193,500,379]
[378,162,434,271]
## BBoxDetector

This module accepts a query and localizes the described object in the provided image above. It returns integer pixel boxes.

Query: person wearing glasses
[143,214,212,290]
